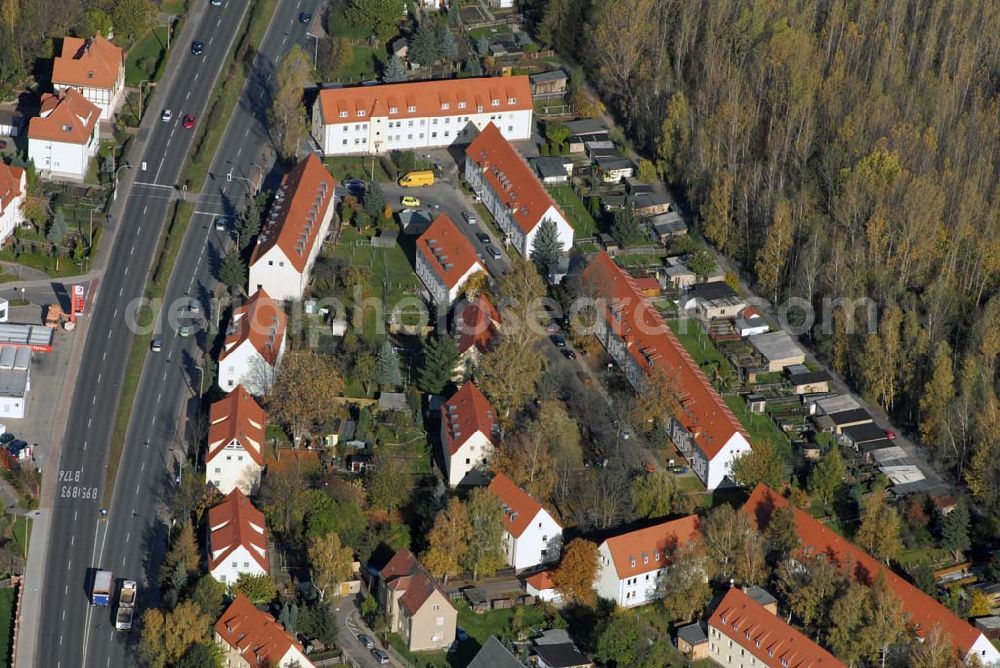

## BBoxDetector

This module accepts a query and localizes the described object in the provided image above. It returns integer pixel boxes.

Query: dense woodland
[525,0,1000,512]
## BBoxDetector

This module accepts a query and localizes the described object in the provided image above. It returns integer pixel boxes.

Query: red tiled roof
[380,548,419,580]
[27,89,100,145]
[465,123,563,236]
[52,35,123,90]
[525,570,555,591]
[0,163,24,216]
[441,382,497,455]
[743,484,983,654]
[417,214,485,290]
[206,386,266,467]
[633,277,660,293]
[219,289,286,366]
[208,488,269,573]
[380,549,449,616]
[399,570,438,616]
[582,253,748,459]
[318,76,532,124]
[250,153,335,273]
[488,472,555,538]
[709,587,846,668]
[454,294,500,355]
[602,515,700,580]
[215,594,304,665]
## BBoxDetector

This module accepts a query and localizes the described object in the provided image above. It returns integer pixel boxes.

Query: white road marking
[112,308,117,318]
[83,442,87,451]
[119,287,123,296]
[70,535,74,546]
[236,145,242,157]
[73,511,77,521]
[102,352,106,361]
[143,205,148,215]
[121,554,126,567]
[88,418,92,428]
[194,71,200,81]
[59,635,62,646]
[157,392,163,402]
[185,90,191,100]
[97,373,101,384]
[62,610,65,620]
[125,531,130,544]
[66,559,71,571]
[141,461,145,471]
[130,245,134,256]
[107,330,112,340]
[64,585,68,595]
[92,396,96,405]
[124,266,128,276]
[135,483,140,494]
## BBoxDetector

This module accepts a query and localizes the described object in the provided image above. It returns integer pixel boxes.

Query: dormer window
[357,110,366,117]
[441,102,450,110]
[458,101,466,109]
[491,98,499,106]
[408,105,416,112]
[508,97,517,104]
[643,555,648,564]
[339,111,348,118]
[389,106,398,114]
[477,105,484,112]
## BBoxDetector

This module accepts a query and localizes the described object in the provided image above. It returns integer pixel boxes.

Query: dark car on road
[561,349,577,360]
[299,11,312,23]
[358,634,375,649]
[371,648,390,664]
[191,41,204,55]
[476,232,490,244]
[485,245,502,260]
[550,334,567,347]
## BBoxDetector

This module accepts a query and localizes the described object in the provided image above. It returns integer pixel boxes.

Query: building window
[508,97,517,104]
[508,125,513,132]
[408,105,416,112]
[339,111,348,118]
[441,103,450,110]
[408,120,414,127]
[357,110,365,116]
[458,101,466,109]
[491,98,499,106]
[389,106,397,113]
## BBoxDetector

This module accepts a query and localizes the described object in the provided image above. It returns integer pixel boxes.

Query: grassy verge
[101,201,195,507]
[547,184,598,238]
[125,26,169,85]
[324,156,394,183]
[12,516,30,560]
[182,0,278,190]
[0,586,14,667]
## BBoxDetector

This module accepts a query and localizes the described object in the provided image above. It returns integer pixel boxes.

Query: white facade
[415,251,484,306]
[444,429,492,487]
[207,440,262,496]
[28,133,97,181]
[489,0,514,7]
[0,170,26,246]
[503,508,562,572]
[463,159,573,257]
[210,543,268,585]
[312,102,533,156]
[218,338,286,396]
[594,541,665,608]
[967,634,1000,667]
[248,247,304,302]
[53,80,123,121]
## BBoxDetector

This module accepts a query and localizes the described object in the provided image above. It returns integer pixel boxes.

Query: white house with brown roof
[453,294,500,377]
[594,515,701,608]
[582,253,751,489]
[488,473,562,571]
[51,35,125,120]
[27,89,100,181]
[0,163,26,246]
[376,549,457,652]
[440,382,497,487]
[248,154,336,301]
[205,387,266,495]
[215,594,314,668]
[218,289,287,396]
[312,76,533,155]
[465,123,573,256]
[416,213,487,306]
[208,489,270,585]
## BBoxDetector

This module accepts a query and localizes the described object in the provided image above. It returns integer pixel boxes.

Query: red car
[884,429,896,440]
[182,114,196,129]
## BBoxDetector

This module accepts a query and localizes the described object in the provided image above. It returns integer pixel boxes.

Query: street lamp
[307,32,319,68]
[113,163,132,201]
[194,364,205,396]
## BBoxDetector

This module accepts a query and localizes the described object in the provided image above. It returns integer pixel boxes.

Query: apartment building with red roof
[218,289,287,396]
[312,76,533,155]
[249,154,336,301]
[440,382,498,487]
[708,587,846,668]
[465,122,574,256]
[215,594,314,668]
[27,89,100,181]
[208,489,269,584]
[0,162,25,246]
[594,515,701,608]
[416,213,487,306]
[581,252,751,489]
[374,549,457,652]
[51,35,125,120]
[488,473,563,571]
[743,484,1000,666]
[453,294,500,377]
[205,386,266,495]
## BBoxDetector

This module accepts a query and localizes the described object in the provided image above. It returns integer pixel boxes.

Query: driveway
[334,595,402,668]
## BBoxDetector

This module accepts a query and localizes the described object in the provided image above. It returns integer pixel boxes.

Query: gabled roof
[219,289,286,366]
[215,594,304,666]
[525,570,556,592]
[709,587,846,668]
[380,548,419,580]
[0,163,24,216]
[379,549,452,617]
[250,154,335,273]
[28,89,100,145]
[399,569,439,616]
[441,382,497,455]
[469,636,526,668]
[52,35,124,90]
[582,253,748,460]
[488,472,557,538]
[417,214,485,289]
[601,515,700,580]
[318,76,531,124]
[465,123,564,236]
[743,484,987,656]
[454,294,500,355]
[208,488,269,573]
[206,386,266,466]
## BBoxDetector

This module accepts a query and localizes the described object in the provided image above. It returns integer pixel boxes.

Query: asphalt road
[33,1,322,666]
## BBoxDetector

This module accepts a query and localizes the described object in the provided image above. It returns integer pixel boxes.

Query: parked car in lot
[344,179,366,196]
[461,210,476,224]
[371,648,390,664]
[550,334,567,347]
[485,245,502,260]
[401,195,421,207]
[358,634,375,649]
[476,232,491,244]
[561,349,577,360]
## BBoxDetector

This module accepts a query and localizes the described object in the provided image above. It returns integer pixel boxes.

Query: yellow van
[398,170,435,187]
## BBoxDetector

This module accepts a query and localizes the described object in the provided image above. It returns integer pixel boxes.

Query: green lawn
[667,319,732,371]
[161,0,187,14]
[12,516,29,562]
[336,45,387,84]
[324,156,394,183]
[547,184,598,239]
[0,587,14,667]
[726,395,792,461]
[125,26,169,85]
